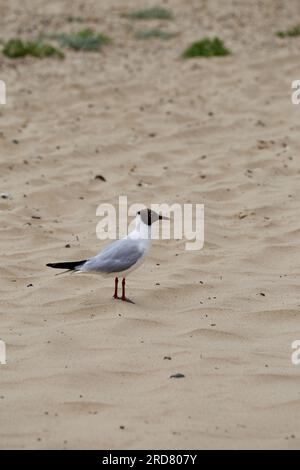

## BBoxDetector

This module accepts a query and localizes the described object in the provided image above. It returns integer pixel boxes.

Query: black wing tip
[46,260,87,270]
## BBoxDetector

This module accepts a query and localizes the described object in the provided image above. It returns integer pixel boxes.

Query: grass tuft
[125,7,173,20]
[182,37,231,58]
[276,25,300,38]
[54,29,111,51]
[135,28,176,40]
[3,38,64,59]
[67,16,84,23]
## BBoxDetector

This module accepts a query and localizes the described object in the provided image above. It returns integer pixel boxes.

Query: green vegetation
[3,38,64,59]
[135,28,176,40]
[125,6,173,20]
[182,37,231,58]
[53,28,111,51]
[67,16,84,23]
[277,25,300,38]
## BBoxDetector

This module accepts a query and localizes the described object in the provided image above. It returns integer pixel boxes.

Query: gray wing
[81,238,143,274]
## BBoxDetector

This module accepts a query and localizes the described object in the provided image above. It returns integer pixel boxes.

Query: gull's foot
[113,295,135,304]
[121,296,135,304]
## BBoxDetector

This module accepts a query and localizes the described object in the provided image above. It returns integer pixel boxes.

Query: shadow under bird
[46,208,169,303]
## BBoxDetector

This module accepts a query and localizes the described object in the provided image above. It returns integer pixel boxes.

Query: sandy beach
[1,0,300,449]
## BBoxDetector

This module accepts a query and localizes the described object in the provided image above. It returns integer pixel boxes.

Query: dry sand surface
[1,0,300,450]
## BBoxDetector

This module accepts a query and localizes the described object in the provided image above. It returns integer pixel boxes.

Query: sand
[0,0,300,450]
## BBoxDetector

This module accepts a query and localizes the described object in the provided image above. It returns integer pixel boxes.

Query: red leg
[121,278,134,303]
[113,277,118,299]
[121,278,126,300]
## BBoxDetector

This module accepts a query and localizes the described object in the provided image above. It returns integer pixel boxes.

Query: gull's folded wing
[81,238,144,274]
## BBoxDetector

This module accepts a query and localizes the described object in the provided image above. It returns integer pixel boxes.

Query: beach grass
[3,38,64,59]
[182,37,231,58]
[125,7,173,20]
[135,29,176,40]
[277,25,300,38]
[53,28,111,51]
[67,16,84,23]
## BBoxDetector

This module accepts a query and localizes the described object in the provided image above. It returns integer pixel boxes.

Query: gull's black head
[137,208,169,226]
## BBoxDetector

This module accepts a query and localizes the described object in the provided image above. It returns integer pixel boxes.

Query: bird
[46,208,169,303]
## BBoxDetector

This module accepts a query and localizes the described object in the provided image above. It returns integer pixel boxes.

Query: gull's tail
[46,260,87,271]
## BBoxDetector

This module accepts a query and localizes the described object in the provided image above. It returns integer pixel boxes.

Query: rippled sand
[0,0,300,449]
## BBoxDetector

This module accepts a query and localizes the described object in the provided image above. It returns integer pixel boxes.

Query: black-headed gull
[47,208,168,303]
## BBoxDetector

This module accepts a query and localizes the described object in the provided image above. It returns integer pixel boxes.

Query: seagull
[46,208,169,303]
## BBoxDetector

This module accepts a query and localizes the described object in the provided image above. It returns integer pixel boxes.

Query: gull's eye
[137,211,140,215]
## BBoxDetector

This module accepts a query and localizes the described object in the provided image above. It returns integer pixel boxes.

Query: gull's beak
[159,215,169,220]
